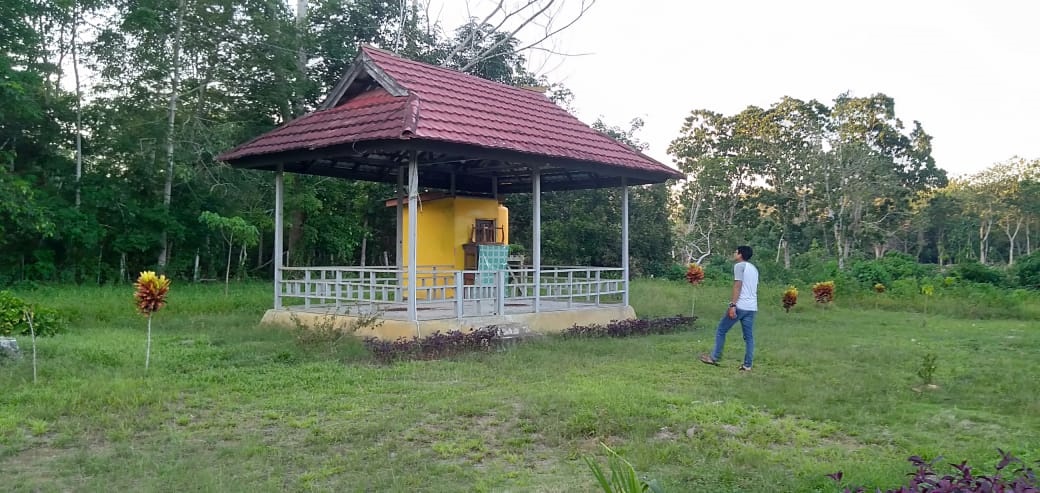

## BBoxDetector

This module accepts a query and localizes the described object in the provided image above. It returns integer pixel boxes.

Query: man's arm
[728,280,742,318]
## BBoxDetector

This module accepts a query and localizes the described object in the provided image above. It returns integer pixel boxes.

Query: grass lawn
[2,280,1038,492]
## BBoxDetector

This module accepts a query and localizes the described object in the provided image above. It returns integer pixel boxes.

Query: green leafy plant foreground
[0,290,65,337]
[585,443,664,493]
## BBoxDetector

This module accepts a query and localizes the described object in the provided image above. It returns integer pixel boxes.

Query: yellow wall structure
[397,195,508,297]
[400,196,508,269]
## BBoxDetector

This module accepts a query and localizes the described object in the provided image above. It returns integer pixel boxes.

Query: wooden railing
[276,265,626,319]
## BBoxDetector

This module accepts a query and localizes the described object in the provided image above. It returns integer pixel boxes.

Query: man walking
[700,245,759,372]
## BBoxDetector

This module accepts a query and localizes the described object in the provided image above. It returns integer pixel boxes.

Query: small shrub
[874,283,886,293]
[782,286,798,313]
[561,316,695,339]
[1015,251,1040,290]
[791,245,840,285]
[829,450,1038,492]
[812,281,835,304]
[917,353,937,386]
[0,290,65,338]
[878,252,926,281]
[363,326,501,363]
[850,260,893,288]
[953,261,1006,286]
[292,309,383,352]
[662,264,687,282]
[889,278,918,297]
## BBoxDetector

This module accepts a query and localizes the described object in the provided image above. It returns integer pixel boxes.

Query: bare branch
[441,0,507,65]
[510,0,594,56]
[526,45,592,57]
[459,0,556,72]
[462,38,589,71]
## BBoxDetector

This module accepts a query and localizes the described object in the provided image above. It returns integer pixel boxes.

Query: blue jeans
[711,308,756,368]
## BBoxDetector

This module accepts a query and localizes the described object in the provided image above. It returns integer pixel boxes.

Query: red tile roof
[221,89,411,159]
[220,46,681,181]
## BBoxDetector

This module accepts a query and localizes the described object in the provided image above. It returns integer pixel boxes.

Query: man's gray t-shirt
[733,261,759,311]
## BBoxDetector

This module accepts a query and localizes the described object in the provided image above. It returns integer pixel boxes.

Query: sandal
[699,354,719,366]
[738,365,752,372]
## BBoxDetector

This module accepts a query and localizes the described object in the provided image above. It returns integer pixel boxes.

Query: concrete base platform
[261,303,636,340]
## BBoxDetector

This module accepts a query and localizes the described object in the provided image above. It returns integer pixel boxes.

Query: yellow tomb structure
[387,192,510,298]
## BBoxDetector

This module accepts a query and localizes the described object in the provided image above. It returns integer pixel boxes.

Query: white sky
[429,0,1040,177]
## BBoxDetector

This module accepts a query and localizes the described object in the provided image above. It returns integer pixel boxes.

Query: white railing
[277,265,626,319]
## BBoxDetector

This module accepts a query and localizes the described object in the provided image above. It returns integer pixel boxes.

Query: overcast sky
[429,0,1040,177]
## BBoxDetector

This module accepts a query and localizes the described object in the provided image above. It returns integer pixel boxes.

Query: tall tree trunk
[874,243,883,259]
[238,243,247,281]
[979,218,992,264]
[1026,220,1032,255]
[360,218,368,266]
[915,228,925,261]
[1004,216,1023,265]
[936,231,946,267]
[287,209,306,264]
[293,0,308,116]
[71,9,83,209]
[158,0,187,271]
[256,234,264,269]
[283,3,309,267]
[224,233,234,296]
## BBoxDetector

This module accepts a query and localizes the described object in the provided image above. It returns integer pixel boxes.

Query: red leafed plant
[685,263,705,285]
[685,263,705,316]
[812,281,835,304]
[135,271,170,315]
[134,271,170,370]
[782,286,798,313]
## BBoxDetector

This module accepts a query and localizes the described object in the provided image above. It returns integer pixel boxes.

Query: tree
[827,93,946,265]
[958,158,1040,265]
[669,109,765,265]
[670,93,944,269]
[505,118,674,274]
[441,0,596,74]
[199,212,260,294]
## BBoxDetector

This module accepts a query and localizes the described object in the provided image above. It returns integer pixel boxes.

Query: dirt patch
[653,427,679,441]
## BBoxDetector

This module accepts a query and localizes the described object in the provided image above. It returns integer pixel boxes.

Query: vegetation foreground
[2,281,1038,492]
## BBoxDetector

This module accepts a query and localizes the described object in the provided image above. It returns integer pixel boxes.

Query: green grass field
[2,280,1038,492]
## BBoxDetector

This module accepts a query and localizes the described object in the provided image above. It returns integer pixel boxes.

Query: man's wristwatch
[728,303,737,308]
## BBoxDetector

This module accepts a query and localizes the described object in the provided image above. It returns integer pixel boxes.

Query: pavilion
[218,46,682,339]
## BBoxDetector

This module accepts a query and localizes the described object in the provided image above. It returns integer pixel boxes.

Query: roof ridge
[220,46,682,181]
[360,45,555,102]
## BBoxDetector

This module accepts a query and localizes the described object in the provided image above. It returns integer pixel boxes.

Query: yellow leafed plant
[812,281,835,304]
[134,271,170,370]
[782,286,798,312]
[685,263,705,315]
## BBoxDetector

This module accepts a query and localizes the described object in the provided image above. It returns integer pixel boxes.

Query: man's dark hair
[736,245,753,261]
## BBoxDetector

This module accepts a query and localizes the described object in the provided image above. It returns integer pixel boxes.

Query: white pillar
[407,151,419,321]
[532,166,541,312]
[621,178,630,307]
[273,166,284,310]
